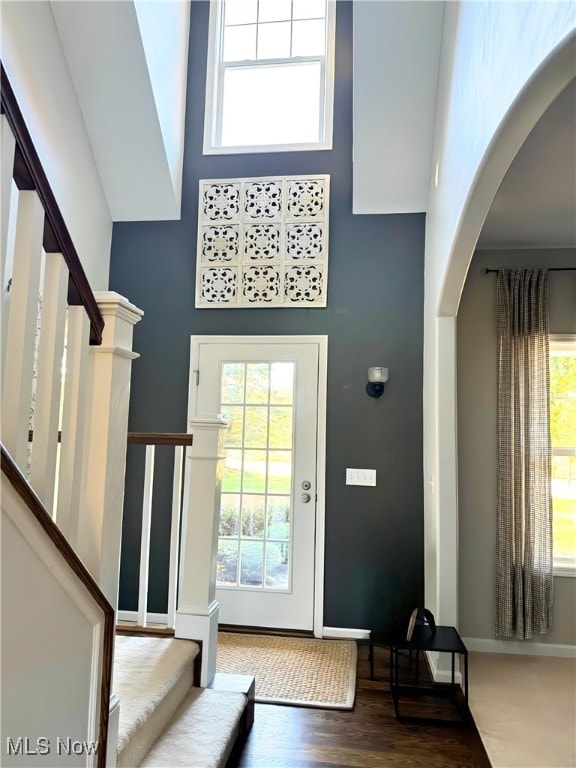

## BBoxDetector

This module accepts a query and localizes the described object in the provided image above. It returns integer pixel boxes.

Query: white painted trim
[0,115,16,298]
[90,346,140,360]
[30,251,68,512]
[175,601,220,686]
[178,600,220,617]
[322,627,371,641]
[314,337,328,638]
[92,291,144,324]
[425,651,463,686]
[137,445,155,627]
[167,445,184,629]
[117,610,169,625]
[203,141,333,156]
[1,191,44,468]
[463,637,576,659]
[189,334,328,636]
[56,306,91,543]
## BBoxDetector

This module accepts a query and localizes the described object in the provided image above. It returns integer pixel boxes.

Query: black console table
[390,624,469,725]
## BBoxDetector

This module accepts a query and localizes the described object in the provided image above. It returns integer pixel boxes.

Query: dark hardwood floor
[231,643,491,768]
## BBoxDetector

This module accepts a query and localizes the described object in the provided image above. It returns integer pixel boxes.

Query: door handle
[301,493,311,503]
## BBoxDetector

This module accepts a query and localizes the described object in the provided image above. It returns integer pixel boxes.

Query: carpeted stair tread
[114,636,199,768]
[139,687,246,768]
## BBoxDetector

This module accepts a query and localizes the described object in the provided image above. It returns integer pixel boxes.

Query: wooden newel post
[175,416,229,687]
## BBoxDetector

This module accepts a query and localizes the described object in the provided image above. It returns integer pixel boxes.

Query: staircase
[114,636,249,768]
[1,70,252,768]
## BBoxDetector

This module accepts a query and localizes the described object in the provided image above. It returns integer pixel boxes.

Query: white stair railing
[0,71,104,521]
[119,433,192,630]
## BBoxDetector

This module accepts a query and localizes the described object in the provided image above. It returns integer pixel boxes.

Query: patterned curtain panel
[496,269,553,639]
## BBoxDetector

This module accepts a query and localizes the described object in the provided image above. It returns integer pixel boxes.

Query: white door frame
[188,334,328,638]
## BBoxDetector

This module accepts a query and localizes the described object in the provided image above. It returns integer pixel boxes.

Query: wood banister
[0,63,104,346]
[127,432,194,446]
[1,444,114,768]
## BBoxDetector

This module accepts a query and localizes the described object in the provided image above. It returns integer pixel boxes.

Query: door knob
[301,493,311,503]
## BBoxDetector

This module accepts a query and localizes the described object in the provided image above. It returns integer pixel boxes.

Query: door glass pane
[222,363,245,403]
[244,449,267,492]
[244,406,268,447]
[269,406,292,448]
[246,363,269,403]
[222,448,242,492]
[268,451,291,493]
[220,494,241,536]
[270,362,294,404]
[265,541,289,588]
[240,541,264,586]
[217,540,239,585]
[222,405,244,447]
[241,495,265,538]
[217,358,295,590]
[267,497,290,540]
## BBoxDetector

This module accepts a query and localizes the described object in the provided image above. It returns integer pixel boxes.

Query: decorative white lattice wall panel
[196,175,330,308]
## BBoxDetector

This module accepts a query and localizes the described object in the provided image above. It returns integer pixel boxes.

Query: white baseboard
[322,626,371,640]
[463,637,576,659]
[117,610,169,625]
[425,652,463,685]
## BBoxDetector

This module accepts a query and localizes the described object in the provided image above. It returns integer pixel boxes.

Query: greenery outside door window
[550,335,576,574]
[218,361,295,590]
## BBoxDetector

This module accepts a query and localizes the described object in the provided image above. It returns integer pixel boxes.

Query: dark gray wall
[110,1,424,639]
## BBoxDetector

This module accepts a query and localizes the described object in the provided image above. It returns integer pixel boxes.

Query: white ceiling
[478,78,576,250]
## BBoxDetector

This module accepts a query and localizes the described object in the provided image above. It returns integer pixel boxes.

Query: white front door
[189,336,325,631]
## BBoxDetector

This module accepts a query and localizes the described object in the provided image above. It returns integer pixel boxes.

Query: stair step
[114,636,199,768]
[209,672,255,735]
[139,688,246,768]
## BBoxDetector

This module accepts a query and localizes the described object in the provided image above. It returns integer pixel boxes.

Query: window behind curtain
[204,0,336,154]
[550,335,576,574]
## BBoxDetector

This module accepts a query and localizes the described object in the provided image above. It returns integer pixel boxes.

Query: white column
[78,292,143,608]
[29,252,68,512]
[1,191,44,470]
[175,417,229,687]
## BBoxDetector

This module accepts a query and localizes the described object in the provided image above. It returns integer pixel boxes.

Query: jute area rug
[216,632,357,709]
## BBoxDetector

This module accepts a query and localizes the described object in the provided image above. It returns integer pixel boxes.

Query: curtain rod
[482,267,576,275]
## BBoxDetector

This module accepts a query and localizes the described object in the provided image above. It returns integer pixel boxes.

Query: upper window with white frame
[204,0,336,154]
[550,335,576,575]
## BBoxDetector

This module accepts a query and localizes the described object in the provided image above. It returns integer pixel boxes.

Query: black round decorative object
[366,381,385,398]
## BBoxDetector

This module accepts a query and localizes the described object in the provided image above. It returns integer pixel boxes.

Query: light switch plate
[346,468,377,486]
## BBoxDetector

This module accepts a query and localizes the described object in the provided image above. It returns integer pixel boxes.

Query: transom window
[204,0,336,154]
[550,335,576,575]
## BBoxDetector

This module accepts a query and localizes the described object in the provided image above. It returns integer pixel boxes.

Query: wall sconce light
[366,367,389,398]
